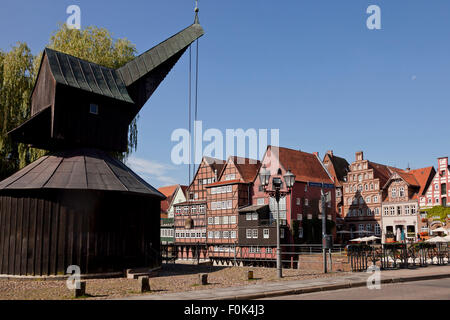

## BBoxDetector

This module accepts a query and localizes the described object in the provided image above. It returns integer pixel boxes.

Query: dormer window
[90,103,99,115]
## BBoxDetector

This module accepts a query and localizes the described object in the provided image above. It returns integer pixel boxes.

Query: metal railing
[347,242,449,272]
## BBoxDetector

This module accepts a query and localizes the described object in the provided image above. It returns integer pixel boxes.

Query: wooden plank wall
[0,190,161,276]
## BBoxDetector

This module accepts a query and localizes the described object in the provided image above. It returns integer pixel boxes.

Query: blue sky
[1,1,449,188]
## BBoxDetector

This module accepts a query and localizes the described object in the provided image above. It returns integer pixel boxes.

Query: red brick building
[342,151,404,239]
[252,146,336,248]
[173,157,225,262]
[205,156,261,265]
[322,150,350,240]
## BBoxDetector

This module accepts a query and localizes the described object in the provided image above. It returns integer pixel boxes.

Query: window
[231,231,237,239]
[405,205,410,215]
[223,216,229,225]
[296,198,301,205]
[366,224,372,232]
[298,227,304,238]
[358,185,363,192]
[208,217,214,225]
[257,198,265,205]
[348,197,352,205]
[297,214,302,221]
[366,196,371,203]
[227,200,232,209]
[399,187,405,197]
[214,217,220,225]
[435,198,440,204]
[89,103,99,114]
[227,185,232,193]
[392,188,397,198]
[246,229,252,239]
[390,206,395,215]
[199,205,205,213]
[370,184,374,190]
[411,206,417,214]
[252,213,258,221]
[246,213,252,221]
[365,184,368,191]
[397,206,402,215]
[435,184,439,190]
[263,229,269,239]
[266,247,273,254]
[230,216,237,224]
[280,228,285,238]
[384,207,389,216]
[373,196,378,203]
[252,229,258,239]
[305,199,309,206]
[359,224,365,232]
[223,231,229,239]
[375,224,381,235]
[214,231,221,239]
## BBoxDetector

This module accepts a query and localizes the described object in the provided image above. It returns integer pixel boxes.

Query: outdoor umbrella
[425,236,447,243]
[433,227,449,235]
[366,236,381,242]
[443,235,450,242]
[350,238,363,242]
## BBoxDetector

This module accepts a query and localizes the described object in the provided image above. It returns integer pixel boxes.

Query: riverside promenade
[122,265,450,300]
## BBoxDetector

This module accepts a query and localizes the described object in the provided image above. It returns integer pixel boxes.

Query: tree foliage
[425,206,450,222]
[0,25,138,180]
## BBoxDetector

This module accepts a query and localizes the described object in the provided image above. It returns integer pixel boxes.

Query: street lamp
[259,165,295,278]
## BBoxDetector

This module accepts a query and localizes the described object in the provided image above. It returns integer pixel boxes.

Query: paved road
[261,278,450,300]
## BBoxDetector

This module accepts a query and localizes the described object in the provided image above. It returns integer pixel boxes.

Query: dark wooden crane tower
[0,18,204,276]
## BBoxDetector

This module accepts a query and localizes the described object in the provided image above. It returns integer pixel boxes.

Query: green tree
[0,25,138,180]
[0,42,40,178]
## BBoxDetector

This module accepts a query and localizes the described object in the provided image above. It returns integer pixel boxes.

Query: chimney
[313,152,319,158]
[327,150,333,157]
[355,151,364,161]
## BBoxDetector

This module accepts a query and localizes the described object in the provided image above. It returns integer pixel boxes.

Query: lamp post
[259,165,295,279]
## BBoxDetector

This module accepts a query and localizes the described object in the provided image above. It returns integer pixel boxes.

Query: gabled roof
[228,156,261,184]
[158,185,179,213]
[43,48,134,104]
[368,161,403,186]
[409,167,436,196]
[0,148,164,198]
[323,152,350,186]
[270,146,334,184]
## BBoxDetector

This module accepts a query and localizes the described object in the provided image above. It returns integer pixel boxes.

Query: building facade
[173,157,224,262]
[381,167,434,243]
[420,157,450,209]
[342,151,403,239]
[322,150,350,242]
[205,156,261,265]
[159,185,188,261]
[252,147,336,248]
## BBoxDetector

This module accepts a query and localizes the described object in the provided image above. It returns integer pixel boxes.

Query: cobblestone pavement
[0,264,350,300]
